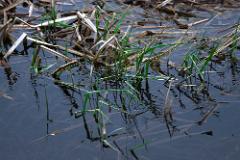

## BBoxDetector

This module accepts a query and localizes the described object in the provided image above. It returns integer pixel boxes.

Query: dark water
[1,1,240,160]
[1,56,240,160]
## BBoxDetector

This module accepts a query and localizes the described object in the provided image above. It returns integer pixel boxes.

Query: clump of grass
[180,24,240,81]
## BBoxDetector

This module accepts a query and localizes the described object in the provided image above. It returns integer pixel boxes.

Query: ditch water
[0,1,240,160]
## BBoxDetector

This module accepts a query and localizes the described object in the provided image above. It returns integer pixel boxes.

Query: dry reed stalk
[4,32,27,59]
[40,45,72,62]
[157,0,172,8]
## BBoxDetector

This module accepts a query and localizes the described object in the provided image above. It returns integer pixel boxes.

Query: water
[1,1,240,160]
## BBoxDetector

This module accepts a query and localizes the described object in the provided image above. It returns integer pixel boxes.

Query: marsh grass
[1,1,240,158]
[180,24,240,81]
